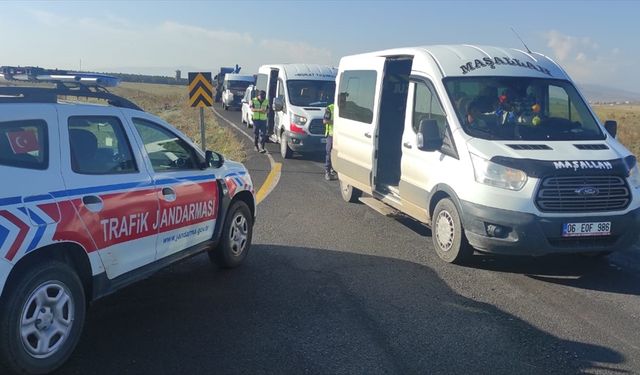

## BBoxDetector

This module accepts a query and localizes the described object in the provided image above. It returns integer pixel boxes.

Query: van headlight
[291,113,307,126]
[470,153,528,191]
[628,165,640,188]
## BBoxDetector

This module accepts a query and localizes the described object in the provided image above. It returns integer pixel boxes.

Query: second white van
[255,64,337,159]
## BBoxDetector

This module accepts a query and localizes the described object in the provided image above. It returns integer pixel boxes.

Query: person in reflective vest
[323,102,337,180]
[251,90,269,153]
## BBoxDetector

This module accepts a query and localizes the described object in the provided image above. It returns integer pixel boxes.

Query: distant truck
[214,65,241,102]
[221,74,255,110]
[255,64,337,159]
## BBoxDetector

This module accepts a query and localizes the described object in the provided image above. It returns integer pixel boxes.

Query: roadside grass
[593,104,640,156]
[111,82,246,162]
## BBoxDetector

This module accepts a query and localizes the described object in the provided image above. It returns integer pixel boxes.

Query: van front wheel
[432,198,473,264]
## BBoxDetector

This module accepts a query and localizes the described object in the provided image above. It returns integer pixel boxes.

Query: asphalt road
[57,104,640,375]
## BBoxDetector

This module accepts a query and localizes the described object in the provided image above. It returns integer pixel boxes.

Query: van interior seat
[69,128,100,173]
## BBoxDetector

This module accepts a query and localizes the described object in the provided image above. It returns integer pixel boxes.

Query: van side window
[68,116,137,175]
[132,118,200,172]
[549,85,581,122]
[412,81,458,158]
[412,81,447,135]
[0,119,48,170]
[338,70,377,124]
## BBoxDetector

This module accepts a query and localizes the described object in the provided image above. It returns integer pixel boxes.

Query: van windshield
[286,80,336,107]
[228,81,252,91]
[443,77,605,141]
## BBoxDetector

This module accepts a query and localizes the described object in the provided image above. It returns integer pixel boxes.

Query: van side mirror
[204,150,224,169]
[273,97,284,112]
[604,120,617,138]
[417,119,442,151]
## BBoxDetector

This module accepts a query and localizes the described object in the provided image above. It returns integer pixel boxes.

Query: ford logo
[575,187,599,196]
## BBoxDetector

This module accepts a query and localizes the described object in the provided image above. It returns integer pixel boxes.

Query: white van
[255,64,337,159]
[221,74,254,110]
[332,45,640,264]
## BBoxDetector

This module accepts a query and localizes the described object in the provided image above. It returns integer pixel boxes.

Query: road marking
[256,162,282,204]
[211,107,281,205]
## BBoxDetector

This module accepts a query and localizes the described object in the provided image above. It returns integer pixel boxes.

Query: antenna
[510,27,532,54]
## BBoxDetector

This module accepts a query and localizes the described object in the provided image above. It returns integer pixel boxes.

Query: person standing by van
[323,101,337,180]
[251,90,268,153]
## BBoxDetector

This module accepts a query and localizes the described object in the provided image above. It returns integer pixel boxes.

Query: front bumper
[284,131,326,153]
[460,200,640,255]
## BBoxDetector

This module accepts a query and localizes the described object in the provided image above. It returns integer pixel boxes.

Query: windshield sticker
[553,160,613,171]
[460,57,552,77]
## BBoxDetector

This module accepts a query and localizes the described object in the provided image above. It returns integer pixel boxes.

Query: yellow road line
[256,162,282,204]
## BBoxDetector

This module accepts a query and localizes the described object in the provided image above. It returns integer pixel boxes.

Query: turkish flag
[7,130,39,154]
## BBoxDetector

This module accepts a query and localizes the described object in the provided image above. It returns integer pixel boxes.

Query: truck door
[267,69,279,136]
[129,116,219,260]
[399,78,458,221]
[333,57,386,189]
[57,106,159,279]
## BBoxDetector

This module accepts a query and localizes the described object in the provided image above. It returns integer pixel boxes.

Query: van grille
[308,119,325,135]
[507,144,552,150]
[536,176,630,212]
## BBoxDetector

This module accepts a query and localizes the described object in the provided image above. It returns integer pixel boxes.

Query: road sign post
[188,72,213,150]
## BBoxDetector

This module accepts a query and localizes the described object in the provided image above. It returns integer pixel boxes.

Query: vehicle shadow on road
[466,252,640,297]
[59,245,627,375]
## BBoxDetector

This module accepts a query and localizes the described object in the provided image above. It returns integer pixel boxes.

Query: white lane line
[211,107,281,205]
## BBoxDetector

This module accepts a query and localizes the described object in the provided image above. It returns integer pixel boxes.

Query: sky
[1,0,639,92]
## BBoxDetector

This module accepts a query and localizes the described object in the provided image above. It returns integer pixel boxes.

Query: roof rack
[0,81,142,111]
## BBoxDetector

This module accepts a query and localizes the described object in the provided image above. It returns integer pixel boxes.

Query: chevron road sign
[188,72,213,108]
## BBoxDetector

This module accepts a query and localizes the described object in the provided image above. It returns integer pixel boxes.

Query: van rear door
[334,57,386,190]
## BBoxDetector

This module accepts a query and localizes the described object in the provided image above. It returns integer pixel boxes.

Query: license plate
[562,222,611,237]
[320,138,327,144]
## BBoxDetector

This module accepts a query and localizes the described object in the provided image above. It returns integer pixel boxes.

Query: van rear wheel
[339,178,362,203]
[432,198,473,264]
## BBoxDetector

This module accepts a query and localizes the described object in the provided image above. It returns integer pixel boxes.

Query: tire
[432,198,473,264]
[280,132,293,159]
[209,201,253,269]
[0,261,86,374]
[339,178,362,203]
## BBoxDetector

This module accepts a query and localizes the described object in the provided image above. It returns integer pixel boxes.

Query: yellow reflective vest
[324,104,334,137]
[251,98,268,121]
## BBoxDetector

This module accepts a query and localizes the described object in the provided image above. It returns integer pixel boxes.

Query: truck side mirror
[604,120,617,138]
[273,97,284,112]
[204,150,224,169]
[417,119,443,151]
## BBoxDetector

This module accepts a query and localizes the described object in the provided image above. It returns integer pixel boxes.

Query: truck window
[132,118,200,172]
[68,116,137,175]
[255,74,268,93]
[412,81,447,135]
[338,70,377,124]
[444,77,605,141]
[0,119,48,170]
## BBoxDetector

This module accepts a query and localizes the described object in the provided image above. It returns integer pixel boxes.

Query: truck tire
[432,198,473,264]
[339,178,362,203]
[0,261,86,374]
[280,132,293,159]
[209,201,253,269]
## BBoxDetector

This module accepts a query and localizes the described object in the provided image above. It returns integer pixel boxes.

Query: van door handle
[403,142,413,149]
[161,187,177,202]
[82,195,103,213]
[364,132,372,139]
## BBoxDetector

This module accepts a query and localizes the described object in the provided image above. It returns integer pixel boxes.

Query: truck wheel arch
[2,243,93,303]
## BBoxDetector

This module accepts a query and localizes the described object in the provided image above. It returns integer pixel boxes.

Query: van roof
[341,44,569,81]
[259,64,337,81]
[224,74,254,82]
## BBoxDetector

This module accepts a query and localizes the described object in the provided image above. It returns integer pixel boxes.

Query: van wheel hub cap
[21,282,74,359]
[229,213,248,256]
[435,211,455,251]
